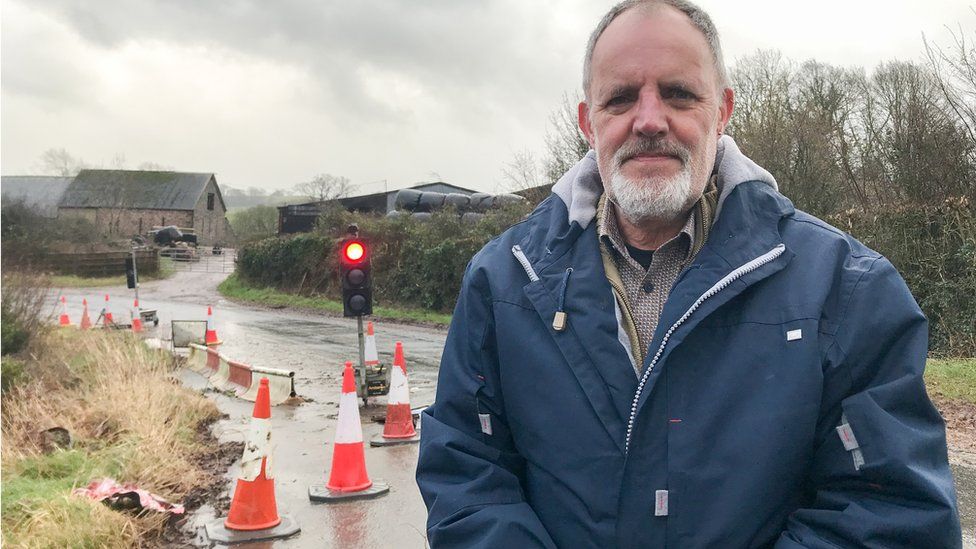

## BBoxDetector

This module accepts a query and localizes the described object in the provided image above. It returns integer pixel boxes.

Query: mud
[48,254,976,547]
[158,417,244,548]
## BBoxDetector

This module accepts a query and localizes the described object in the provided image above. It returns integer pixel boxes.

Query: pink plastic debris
[72,478,185,514]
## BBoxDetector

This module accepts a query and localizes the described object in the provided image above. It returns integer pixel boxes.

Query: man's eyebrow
[660,78,707,93]
[600,83,638,100]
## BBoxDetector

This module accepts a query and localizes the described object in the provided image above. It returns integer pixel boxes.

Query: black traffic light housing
[338,226,372,317]
[125,257,137,289]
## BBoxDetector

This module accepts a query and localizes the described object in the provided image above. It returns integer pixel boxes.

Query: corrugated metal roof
[59,169,215,211]
[1,176,74,217]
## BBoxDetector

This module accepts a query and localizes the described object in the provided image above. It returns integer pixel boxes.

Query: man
[416,1,961,547]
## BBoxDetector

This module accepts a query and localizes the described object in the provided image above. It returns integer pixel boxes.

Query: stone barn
[58,169,231,246]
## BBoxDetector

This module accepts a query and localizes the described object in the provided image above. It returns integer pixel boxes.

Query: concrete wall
[190,177,229,246]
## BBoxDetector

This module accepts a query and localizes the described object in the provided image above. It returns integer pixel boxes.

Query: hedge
[236,199,975,357]
[235,203,532,312]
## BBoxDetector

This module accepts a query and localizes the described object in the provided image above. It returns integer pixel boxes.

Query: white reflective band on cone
[364,335,379,363]
[387,366,410,405]
[335,391,364,444]
[239,417,273,481]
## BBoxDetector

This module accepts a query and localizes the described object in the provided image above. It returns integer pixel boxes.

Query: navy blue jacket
[416,137,960,548]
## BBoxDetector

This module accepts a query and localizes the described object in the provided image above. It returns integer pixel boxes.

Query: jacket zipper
[511,245,540,282]
[624,244,786,453]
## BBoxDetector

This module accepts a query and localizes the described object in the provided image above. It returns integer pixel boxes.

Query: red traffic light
[343,241,365,262]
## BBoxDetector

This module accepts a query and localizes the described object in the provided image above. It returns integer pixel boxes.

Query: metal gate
[163,247,237,273]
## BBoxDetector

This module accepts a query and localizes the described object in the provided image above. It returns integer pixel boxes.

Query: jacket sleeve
[776,257,961,548]
[416,262,556,549]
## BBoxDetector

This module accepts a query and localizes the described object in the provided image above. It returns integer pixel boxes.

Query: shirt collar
[597,194,698,264]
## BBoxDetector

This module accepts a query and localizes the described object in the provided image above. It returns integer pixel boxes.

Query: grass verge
[926,358,976,405]
[49,257,177,288]
[1,329,222,547]
[218,273,453,326]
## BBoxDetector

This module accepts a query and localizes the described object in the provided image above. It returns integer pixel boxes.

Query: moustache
[613,138,690,166]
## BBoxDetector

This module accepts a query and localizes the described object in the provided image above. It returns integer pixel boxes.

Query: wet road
[51,257,441,548]
[47,255,976,548]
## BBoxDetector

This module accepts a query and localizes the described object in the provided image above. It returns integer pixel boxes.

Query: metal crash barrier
[187,343,297,405]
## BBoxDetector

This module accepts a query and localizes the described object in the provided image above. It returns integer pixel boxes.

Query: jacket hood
[550,135,778,230]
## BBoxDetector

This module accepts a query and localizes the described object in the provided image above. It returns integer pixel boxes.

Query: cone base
[370,433,421,447]
[205,514,299,545]
[308,481,390,503]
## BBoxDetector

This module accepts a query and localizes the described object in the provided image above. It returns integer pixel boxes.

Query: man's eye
[605,95,633,107]
[665,87,697,101]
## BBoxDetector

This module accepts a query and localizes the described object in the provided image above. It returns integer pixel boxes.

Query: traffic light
[125,257,137,289]
[339,237,372,317]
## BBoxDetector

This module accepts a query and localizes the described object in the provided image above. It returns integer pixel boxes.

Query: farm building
[0,176,74,218]
[278,182,478,234]
[57,169,232,246]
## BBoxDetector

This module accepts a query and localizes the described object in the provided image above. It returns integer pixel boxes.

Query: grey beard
[605,166,694,225]
[601,136,696,225]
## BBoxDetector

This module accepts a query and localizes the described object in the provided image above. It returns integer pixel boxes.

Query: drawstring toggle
[553,268,573,331]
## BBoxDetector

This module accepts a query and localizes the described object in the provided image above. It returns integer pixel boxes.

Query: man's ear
[717,87,734,135]
[578,101,596,149]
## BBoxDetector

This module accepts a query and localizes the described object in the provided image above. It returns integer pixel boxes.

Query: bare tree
[34,148,88,176]
[867,61,971,204]
[137,161,174,171]
[544,92,591,185]
[110,153,128,169]
[502,149,542,192]
[294,174,355,202]
[924,12,976,180]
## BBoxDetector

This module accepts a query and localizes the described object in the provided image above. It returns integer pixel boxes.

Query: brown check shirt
[597,180,717,372]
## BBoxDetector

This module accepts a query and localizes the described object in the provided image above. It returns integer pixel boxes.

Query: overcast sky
[2,0,972,194]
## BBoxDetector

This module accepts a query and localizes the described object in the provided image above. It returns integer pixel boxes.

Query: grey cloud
[27,0,587,124]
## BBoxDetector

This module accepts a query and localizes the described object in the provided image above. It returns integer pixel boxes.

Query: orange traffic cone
[103,294,114,326]
[371,342,420,446]
[131,299,143,333]
[205,378,299,544]
[58,296,71,327]
[308,362,389,502]
[205,306,222,346]
[80,299,92,330]
[364,322,379,367]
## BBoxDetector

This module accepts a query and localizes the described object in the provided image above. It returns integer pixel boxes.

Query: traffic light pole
[131,247,140,304]
[357,315,367,402]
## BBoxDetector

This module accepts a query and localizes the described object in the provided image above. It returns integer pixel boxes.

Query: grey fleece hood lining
[551,135,778,230]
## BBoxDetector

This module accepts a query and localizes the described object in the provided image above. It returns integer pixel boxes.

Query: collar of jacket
[513,136,797,452]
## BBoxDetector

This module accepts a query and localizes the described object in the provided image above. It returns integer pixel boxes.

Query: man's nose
[632,92,668,137]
